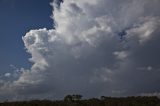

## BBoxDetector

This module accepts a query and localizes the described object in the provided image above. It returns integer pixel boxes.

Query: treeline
[1,95,160,106]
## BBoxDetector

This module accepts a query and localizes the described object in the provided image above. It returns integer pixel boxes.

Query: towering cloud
[0,0,160,100]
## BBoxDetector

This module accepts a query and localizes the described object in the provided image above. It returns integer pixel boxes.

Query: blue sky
[0,0,52,74]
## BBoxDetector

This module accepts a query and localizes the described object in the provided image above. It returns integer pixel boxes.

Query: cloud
[127,17,160,44]
[141,92,160,97]
[4,73,11,77]
[113,51,129,60]
[0,0,160,100]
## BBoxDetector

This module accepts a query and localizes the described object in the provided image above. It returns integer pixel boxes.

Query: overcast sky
[0,0,160,101]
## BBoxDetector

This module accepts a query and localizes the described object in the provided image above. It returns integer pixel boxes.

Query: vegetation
[0,95,160,106]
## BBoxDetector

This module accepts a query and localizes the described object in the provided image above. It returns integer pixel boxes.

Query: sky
[0,0,160,101]
[0,0,52,74]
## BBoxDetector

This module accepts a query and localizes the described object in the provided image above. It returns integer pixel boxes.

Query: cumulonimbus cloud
[0,0,160,101]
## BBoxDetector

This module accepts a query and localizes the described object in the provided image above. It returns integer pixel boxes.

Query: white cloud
[137,66,153,71]
[0,0,160,100]
[113,51,129,60]
[127,17,160,44]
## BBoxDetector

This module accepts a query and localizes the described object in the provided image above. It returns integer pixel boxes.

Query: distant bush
[0,96,160,106]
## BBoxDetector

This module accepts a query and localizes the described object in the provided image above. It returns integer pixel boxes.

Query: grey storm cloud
[0,0,160,101]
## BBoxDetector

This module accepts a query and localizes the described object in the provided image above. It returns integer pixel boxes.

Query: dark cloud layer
[0,0,160,101]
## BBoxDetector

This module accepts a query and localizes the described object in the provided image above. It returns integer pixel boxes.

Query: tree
[64,95,73,101]
[73,94,82,101]
[64,94,82,102]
